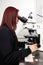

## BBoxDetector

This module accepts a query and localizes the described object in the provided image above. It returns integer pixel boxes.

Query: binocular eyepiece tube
[18,16,28,23]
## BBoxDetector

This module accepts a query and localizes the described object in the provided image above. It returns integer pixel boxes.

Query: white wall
[35,0,43,51]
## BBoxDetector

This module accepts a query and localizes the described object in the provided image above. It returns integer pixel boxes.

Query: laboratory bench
[19,50,43,65]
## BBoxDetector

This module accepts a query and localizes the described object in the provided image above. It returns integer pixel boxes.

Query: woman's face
[16,17,19,24]
[16,13,19,24]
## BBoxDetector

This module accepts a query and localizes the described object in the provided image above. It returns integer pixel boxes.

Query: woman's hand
[29,43,38,53]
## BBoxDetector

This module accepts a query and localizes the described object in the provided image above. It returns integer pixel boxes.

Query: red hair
[1,6,19,31]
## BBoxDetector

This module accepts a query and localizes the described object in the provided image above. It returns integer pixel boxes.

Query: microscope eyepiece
[18,16,28,23]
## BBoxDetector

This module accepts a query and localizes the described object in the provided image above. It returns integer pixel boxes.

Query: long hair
[1,6,19,31]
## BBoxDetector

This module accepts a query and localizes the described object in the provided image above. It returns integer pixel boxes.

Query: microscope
[18,14,41,62]
[18,15,40,48]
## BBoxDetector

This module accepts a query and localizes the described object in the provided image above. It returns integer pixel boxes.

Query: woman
[0,6,37,65]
